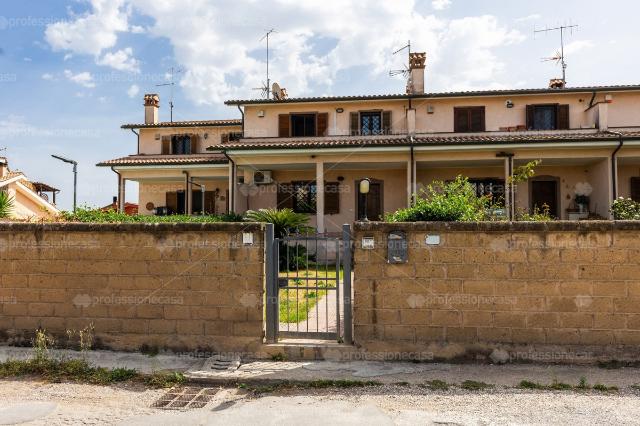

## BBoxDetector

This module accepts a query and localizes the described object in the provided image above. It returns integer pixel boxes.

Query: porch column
[316,161,325,234]
[406,160,412,207]
[118,174,126,213]
[503,157,511,220]
[183,171,192,215]
[228,162,235,213]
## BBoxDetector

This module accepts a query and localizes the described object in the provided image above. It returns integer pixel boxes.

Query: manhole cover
[152,387,218,411]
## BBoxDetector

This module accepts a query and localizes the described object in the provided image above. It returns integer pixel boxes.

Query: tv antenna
[389,40,411,77]
[156,66,184,122]
[534,24,578,86]
[253,29,276,99]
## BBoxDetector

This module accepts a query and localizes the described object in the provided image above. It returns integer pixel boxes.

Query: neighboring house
[100,52,640,233]
[98,94,242,216]
[0,157,60,219]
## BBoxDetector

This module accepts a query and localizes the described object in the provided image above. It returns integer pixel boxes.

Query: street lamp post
[51,155,78,212]
[359,178,370,221]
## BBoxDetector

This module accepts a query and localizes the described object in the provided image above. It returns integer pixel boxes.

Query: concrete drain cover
[203,354,241,371]
[152,387,217,411]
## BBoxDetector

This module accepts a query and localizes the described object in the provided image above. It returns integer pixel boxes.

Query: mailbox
[387,231,408,263]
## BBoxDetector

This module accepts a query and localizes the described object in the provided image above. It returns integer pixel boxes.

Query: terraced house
[99,53,640,232]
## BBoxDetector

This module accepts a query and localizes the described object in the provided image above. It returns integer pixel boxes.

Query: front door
[357,180,383,221]
[531,179,559,218]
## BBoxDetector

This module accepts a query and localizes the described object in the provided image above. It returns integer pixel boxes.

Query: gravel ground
[1,379,639,425]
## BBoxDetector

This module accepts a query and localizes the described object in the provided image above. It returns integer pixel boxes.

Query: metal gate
[265,224,352,343]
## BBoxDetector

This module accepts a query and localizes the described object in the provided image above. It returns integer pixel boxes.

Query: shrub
[516,204,554,222]
[60,207,243,223]
[0,191,14,218]
[611,197,640,220]
[386,176,491,222]
[244,208,312,238]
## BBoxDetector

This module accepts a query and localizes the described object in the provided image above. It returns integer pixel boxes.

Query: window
[454,107,485,132]
[468,178,505,204]
[278,113,328,137]
[292,181,317,213]
[526,104,569,130]
[360,112,382,135]
[631,177,640,202]
[290,114,316,137]
[161,134,195,155]
[276,181,340,214]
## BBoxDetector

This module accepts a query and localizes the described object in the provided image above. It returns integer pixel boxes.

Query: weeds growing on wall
[60,207,243,223]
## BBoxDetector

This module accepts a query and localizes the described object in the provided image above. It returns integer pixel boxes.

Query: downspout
[130,129,140,154]
[607,131,624,200]
[182,170,190,215]
[111,167,122,212]
[409,135,415,206]
[237,105,245,137]
[222,150,236,213]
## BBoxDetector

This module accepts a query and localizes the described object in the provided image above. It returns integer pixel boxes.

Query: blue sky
[0,0,638,210]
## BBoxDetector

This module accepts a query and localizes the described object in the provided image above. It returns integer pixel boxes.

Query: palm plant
[244,208,312,238]
[0,191,14,218]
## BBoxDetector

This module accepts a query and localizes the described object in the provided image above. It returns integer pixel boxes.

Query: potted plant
[574,182,593,213]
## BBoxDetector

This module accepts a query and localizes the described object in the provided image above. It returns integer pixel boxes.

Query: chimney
[144,94,160,124]
[407,52,426,95]
[0,157,7,178]
[549,78,565,89]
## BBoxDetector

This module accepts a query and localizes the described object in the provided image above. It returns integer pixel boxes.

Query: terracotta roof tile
[96,154,228,167]
[219,130,640,150]
[120,119,242,129]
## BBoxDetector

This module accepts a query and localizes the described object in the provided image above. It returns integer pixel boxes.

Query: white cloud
[563,40,595,55]
[96,47,140,72]
[432,0,451,10]
[516,14,542,22]
[45,0,524,103]
[64,70,96,88]
[41,73,55,81]
[127,84,140,98]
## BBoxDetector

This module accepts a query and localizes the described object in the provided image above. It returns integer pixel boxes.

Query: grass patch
[593,383,618,392]
[631,384,640,391]
[518,380,546,390]
[278,268,341,324]
[460,380,493,391]
[271,353,286,362]
[548,380,574,391]
[145,371,186,389]
[576,376,589,390]
[241,379,381,395]
[422,379,450,391]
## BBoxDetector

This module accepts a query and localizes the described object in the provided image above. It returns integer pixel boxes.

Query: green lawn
[278,267,342,324]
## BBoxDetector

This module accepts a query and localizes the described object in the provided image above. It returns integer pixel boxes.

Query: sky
[0,0,638,210]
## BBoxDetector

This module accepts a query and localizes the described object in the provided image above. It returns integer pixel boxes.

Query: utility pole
[260,29,276,99]
[156,66,184,122]
[51,154,78,212]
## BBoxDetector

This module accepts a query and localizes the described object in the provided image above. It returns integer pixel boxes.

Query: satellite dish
[271,82,281,100]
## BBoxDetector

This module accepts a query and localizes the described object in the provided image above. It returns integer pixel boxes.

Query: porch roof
[216,130,640,151]
[120,119,242,129]
[96,153,228,167]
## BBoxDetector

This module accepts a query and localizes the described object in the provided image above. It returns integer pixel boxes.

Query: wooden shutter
[631,177,640,202]
[324,182,340,214]
[382,111,392,134]
[278,114,290,137]
[453,107,468,132]
[161,136,171,154]
[317,112,328,136]
[557,104,570,130]
[277,183,294,209]
[166,192,178,213]
[189,134,198,153]
[204,191,215,214]
[221,133,230,143]
[526,105,535,130]
[470,107,485,132]
[350,112,359,135]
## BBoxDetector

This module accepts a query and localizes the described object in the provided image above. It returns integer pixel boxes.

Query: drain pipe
[222,150,236,213]
[130,129,140,154]
[408,135,415,206]
[607,131,624,200]
[237,105,245,137]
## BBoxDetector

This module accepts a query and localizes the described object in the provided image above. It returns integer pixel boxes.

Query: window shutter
[324,182,340,214]
[204,191,215,214]
[526,105,535,130]
[166,192,178,213]
[161,136,171,154]
[189,134,198,153]
[278,114,290,137]
[470,107,485,132]
[631,177,640,202]
[557,104,570,130]
[350,112,359,136]
[453,108,468,132]
[382,111,392,134]
[277,182,294,209]
[317,112,328,136]
[221,133,230,143]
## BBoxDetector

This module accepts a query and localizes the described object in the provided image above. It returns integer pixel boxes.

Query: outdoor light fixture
[336,108,344,113]
[51,154,78,212]
[359,178,371,221]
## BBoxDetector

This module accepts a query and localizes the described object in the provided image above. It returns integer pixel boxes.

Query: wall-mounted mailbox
[387,231,408,263]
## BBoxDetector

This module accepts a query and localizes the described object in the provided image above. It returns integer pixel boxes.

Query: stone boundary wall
[0,222,265,353]
[352,221,640,362]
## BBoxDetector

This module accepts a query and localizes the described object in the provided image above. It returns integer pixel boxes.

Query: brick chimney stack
[144,94,160,125]
[407,52,426,95]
